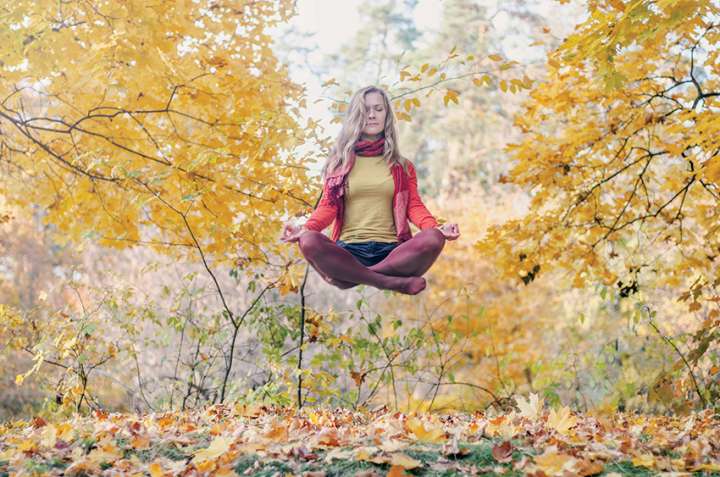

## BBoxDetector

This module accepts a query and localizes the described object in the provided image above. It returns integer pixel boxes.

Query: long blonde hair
[320,86,408,180]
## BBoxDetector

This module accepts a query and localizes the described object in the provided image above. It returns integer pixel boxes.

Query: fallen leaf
[547,406,578,435]
[324,447,355,463]
[515,393,543,420]
[533,450,577,476]
[380,439,407,453]
[441,435,470,457]
[405,416,445,443]
[264,422,289,441]
[390,452,422,470]
[386,465,408,477]
[316,427,340,446]
[191,435,233,464]
[576,459,605,476]
[148,462,164,477]
[485,416,521,440]
[631,453,655,469]
[40,425,57,448]
[492,441,513,463]
[31,416,47,429]
[355,446,380,461]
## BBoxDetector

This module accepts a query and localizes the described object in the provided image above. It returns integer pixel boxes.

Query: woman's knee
[419,228,445,253]
[297,231,328,257]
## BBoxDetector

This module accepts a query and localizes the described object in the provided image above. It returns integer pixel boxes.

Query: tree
[0,0,319,280]
[478,0,720,408]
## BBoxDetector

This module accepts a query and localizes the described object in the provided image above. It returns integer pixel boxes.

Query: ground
[0,401,719,476]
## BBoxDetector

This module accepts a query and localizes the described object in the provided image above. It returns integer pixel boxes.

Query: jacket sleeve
[303,179,337,232]
[407,161,439,230]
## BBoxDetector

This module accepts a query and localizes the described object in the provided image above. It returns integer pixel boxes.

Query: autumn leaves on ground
[1,398,719,476]
[2,0,720,476]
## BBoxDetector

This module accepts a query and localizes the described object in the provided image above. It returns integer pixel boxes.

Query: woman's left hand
[436,223,460,241]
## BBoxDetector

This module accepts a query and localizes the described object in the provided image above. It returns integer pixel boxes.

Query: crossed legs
[297,228,446,294]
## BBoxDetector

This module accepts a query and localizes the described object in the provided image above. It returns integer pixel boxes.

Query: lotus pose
[280,85,460,295]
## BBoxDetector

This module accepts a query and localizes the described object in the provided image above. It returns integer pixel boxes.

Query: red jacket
[304,159,438,243]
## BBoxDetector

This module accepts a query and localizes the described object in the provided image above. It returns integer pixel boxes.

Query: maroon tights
[297,228,446,294]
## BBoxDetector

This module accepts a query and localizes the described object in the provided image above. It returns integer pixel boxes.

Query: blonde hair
[320,85,408,180]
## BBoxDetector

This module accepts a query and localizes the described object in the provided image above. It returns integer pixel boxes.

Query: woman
[280,85,460,295]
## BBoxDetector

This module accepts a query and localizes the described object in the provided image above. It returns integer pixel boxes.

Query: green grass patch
[231,440,528,477]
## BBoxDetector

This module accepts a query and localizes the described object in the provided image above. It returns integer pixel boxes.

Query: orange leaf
[387,465,409,477]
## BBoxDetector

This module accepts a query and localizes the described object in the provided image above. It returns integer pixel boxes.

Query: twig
[643,305,707,408]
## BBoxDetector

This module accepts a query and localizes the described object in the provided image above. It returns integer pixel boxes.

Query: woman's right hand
[280,222,308,243]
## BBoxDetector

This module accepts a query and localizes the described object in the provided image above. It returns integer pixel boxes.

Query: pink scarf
[325,137,389,207]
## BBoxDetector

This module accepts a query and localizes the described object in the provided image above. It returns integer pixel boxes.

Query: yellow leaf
[499,80,508,92]
[547,406,578,435]
[488,54,503,61]
[485,416,521,440]
[390,452,422,469]
[534,451,577,475]
[131,434,151,449]
[443,89,459,107]
[405,416,445,443]
[420,63,429,73]
[354,446,379,461]
[40,425,57,448]
[395,111,412,122]
[631,454,656,468]
[149,462,164,477]
[18,439,36,452]
[515,393,543,420]
[191,436,233,464]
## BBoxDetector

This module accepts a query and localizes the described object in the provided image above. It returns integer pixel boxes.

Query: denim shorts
[335,240,400,266]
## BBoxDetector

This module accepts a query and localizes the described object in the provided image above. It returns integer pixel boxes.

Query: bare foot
[387,276,426,295]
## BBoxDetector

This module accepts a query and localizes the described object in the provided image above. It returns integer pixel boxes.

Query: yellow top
[338,155,397,243]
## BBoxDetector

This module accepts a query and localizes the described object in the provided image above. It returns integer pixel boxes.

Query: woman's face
[361,91,386,138]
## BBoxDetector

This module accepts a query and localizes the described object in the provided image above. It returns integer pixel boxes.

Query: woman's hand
[280,222,308,243]
[436,223,460,241]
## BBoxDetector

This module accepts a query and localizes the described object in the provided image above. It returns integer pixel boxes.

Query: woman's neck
[360,132,383,141]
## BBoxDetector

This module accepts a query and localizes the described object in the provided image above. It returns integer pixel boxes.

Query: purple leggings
[297,228,446,292]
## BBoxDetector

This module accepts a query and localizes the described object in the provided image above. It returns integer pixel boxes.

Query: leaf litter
[0,394,718,476]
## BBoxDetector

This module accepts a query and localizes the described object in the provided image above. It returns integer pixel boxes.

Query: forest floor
[0,402,719,476]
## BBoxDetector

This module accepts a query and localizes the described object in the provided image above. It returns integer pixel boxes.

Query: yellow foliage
[0,0,317,280]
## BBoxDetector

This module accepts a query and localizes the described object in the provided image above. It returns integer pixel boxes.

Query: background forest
[1,0,719,427]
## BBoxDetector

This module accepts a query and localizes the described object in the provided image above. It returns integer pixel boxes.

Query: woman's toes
[391,276,426,295]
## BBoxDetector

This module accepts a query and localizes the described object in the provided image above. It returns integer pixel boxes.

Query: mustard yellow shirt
[338,155,397,243]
